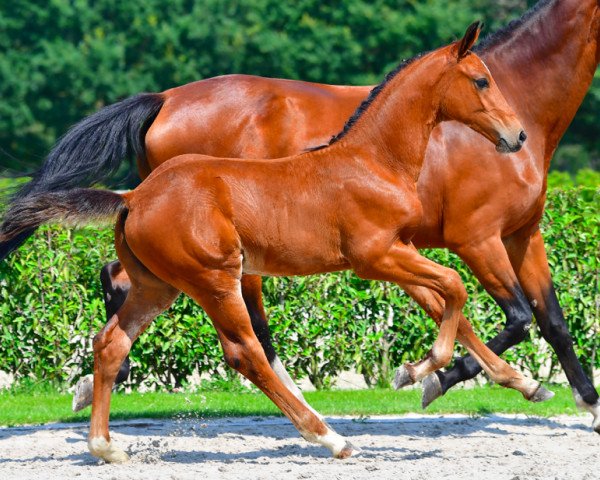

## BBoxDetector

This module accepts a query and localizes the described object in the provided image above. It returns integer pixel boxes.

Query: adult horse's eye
[475,78,489,90]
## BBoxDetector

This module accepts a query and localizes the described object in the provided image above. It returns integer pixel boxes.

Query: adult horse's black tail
[0,93,164,260]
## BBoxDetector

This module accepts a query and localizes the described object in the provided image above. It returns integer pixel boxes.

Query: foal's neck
[341,53,446,181]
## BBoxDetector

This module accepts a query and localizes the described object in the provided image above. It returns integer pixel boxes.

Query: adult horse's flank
[1,24,529,461]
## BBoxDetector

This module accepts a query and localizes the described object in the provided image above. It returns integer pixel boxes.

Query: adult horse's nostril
[519,131,527,143]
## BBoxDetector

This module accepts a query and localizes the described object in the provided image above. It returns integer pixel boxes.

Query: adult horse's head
[437,21,526,153]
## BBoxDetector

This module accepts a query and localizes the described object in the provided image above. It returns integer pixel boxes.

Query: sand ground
[0,414,598,480]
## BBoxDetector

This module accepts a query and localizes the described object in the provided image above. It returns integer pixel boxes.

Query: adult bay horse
[1,0,599,428]
[0,24,532,461]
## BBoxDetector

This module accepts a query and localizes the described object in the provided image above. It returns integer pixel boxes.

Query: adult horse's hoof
[88,437,130,464]
[72,374,94,412]
[334,441,361,459]
[393,365,415,390]
[421,373,443,409]
[573,389,600,434]
[527,384,555,403]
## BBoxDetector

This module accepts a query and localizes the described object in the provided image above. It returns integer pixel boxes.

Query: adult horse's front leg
[421,236,540,407]
[506,229,600,433]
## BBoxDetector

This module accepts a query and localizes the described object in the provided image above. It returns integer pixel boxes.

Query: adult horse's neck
[479,0,599,165]
[337,52,446,181]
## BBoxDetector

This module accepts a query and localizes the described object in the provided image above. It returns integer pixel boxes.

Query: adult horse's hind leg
[88,222,179,463]
[185,272,356,458]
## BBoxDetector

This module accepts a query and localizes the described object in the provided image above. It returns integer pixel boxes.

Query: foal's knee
[440,269,467,307]
[429,344,455,370]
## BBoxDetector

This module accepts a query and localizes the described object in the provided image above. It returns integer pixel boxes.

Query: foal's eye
[475,78,489,90]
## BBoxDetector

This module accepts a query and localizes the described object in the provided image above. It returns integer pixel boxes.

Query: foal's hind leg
[185,273,356,458]
[88,227,179,463]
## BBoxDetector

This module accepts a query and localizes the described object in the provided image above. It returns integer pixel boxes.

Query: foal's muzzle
[496,130,527,153]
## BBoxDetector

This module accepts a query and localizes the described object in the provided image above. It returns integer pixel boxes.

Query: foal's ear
[455,21,483,60]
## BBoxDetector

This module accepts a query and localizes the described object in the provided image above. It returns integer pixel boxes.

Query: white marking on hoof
[573,389,600,434]
[528,384,555,403]
[88,437,129,463]
[72,374,94,412]
[421,373,443,409]
[303,426,359,458]
[393,365,415,390]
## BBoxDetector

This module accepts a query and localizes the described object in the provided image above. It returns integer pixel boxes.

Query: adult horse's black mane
[474,0,555,52]
[308,0,555,152]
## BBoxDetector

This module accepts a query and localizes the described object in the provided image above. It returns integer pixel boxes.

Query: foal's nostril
[519,131,528,143]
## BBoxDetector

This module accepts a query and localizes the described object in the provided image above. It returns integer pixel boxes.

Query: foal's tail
[0,93,163,260]
[0,189,126,244]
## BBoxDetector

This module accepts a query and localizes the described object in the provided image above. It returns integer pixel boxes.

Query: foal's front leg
[400,283,552,405]
[352,240,467,382]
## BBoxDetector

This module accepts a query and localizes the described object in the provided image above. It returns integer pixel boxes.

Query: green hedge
[0,188,598,390]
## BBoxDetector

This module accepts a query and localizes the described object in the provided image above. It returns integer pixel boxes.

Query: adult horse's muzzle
[496,130,527,153]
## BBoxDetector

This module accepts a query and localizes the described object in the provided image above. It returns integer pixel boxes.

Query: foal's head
[437,22,526,153]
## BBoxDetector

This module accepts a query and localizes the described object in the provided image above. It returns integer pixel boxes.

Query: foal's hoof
[527,385,555,403]
[393,365,415,390]
[334,441,361,459]
[421,373,443,409]
[88,437,130,464]
[72,374,94,412]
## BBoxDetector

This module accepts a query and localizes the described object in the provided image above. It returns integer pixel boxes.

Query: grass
[0,383,582,427]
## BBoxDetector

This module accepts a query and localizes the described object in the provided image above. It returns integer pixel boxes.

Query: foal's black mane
[308,0,555,152]
[307,53,425,151]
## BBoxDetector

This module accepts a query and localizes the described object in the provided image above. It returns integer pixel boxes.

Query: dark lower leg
[241,275,276,363]
[436,285,533,393]
[535,284,598,404]
[100,260,132,385]
[506,229,598,405]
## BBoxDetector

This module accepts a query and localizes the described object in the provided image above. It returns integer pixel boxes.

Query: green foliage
[1,189,598,390]
[0,0,597,172]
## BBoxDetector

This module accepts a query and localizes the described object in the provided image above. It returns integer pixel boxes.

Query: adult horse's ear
[456,21,483,60]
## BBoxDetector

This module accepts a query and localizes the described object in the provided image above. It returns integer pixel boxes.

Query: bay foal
[1,23,535,462]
